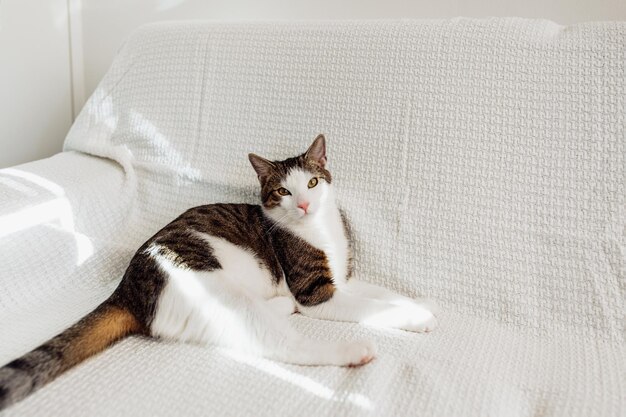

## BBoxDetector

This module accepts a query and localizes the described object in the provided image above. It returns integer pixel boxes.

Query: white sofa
[1,19,624,417]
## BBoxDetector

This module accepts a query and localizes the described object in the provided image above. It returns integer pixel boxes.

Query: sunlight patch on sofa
[0,176,38,197]
[2,168,65,196]
[96,94,119,132]
[129,110,201,181]
[0,197,94,266]
[0,198,74,237]
[0,169,94,266]
[72,231,95,265]
[225,351,373,410]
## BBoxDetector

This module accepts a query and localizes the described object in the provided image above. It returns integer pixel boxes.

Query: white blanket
[1,18,624,416]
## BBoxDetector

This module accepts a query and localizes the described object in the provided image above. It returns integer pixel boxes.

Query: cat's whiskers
[264,211,291,236]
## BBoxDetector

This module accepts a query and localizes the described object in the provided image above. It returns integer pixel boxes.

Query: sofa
[0,18,624,416]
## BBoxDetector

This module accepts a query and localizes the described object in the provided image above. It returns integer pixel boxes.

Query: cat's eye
[308,177,318,188]
[277,187,291,196]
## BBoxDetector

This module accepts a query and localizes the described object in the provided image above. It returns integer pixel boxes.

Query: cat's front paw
[341,340,376,367]
[363,304,437,333]
[405,306,437,333]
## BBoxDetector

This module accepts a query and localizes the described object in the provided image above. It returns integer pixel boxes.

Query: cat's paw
[405,306,437,333]
[266,296,297,316]
[340,340,376,367]
[363,304,437,333]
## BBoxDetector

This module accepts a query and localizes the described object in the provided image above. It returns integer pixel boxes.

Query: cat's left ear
[305,134,327,167]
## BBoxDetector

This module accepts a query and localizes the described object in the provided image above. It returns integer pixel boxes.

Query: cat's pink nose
[297,201,310,214]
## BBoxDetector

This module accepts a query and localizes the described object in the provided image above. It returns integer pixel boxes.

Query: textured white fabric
[1,18,624,416]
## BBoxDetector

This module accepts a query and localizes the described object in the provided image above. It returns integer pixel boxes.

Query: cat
[0,134,438,410]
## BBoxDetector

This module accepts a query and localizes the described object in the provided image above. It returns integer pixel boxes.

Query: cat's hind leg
[151,268,375,366]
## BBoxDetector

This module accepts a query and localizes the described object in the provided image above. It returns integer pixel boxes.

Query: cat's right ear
[248,153,276,181]
[305,134,327,167]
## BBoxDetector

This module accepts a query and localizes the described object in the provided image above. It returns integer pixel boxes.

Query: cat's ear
[248,153,276,180]
[305,134,327,167]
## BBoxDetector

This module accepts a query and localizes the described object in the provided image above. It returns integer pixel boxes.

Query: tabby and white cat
[0,135,437,409]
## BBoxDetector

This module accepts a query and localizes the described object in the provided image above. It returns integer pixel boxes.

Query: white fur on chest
[288,205,349,286]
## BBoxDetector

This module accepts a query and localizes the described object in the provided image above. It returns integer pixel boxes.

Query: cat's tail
[0,301,140,411]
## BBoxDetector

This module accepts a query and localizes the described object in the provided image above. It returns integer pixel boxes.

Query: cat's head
[248,134,333,223]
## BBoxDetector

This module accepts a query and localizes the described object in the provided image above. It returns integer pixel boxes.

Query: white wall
[0,0,73,168]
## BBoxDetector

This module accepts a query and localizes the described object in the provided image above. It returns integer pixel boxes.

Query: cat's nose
[297,201,310,214]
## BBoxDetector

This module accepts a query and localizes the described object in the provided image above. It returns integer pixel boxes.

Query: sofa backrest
[65,19,625,340]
